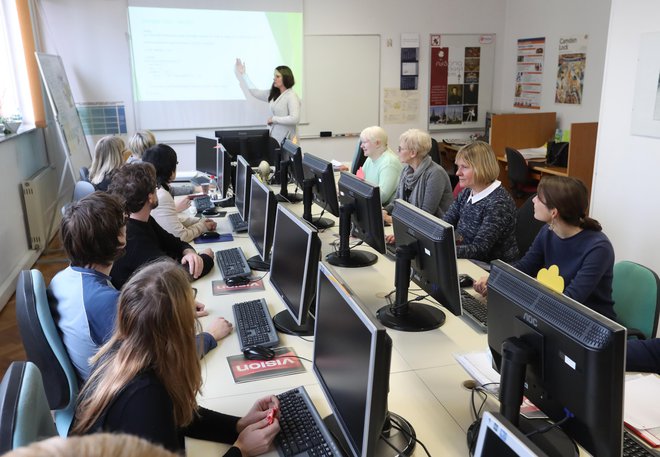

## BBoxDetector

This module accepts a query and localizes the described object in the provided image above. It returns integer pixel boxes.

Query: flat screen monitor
[377,199,460,332]
[215,128,272,168]
[350,141,366,175]
[216,143,233,202]
[487,260,626,457]
[301,153,339,229]
[313,262,415,457]
[326,172,385,268]
[247,175,277,271]
[269,205,321,336]
[474,412,549,457]
[276,139,304,203]
[195,135,218,177]
[234,155,253,222]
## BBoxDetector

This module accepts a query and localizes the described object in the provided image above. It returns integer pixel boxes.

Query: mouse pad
[226,347,305,384]
[212,279,264,295]
[193,233,233,244]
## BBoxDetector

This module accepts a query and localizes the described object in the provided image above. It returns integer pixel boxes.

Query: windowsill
[0,125,37,144]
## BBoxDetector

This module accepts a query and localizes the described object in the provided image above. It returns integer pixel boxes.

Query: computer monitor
[195,135,218,177]
[216,142,234,204]
[301,153,339,229]
[276,139,304,203]
[474,412,549,457]
[215,128,272,168]
[326,172,385,268]
[269,205,321,336]
[350,141,366,175]
[376,199,461,332]
[234,155,253,222]
[313,262,415,457]
[487,260,626,457]
[247,175,277,271]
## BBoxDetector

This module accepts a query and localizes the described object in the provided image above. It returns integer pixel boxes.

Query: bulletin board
[427,34,496,132]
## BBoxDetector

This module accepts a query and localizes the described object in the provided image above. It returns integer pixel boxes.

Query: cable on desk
[389,415,432,457]
[297,335,314,343]
[249,272,269,283]
[275,353,313,364]
[525,408,573,438]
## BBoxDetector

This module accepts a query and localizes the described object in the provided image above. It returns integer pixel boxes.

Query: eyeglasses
[192,287,198,298]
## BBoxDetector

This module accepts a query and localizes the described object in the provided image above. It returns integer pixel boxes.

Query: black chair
[429,138,442,167]
[514,194,546,257]
[505,147,538,198]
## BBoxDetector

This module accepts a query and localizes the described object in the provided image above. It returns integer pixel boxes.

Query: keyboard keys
[623,430,658,457]
[216,247,251,279]
[461,289,488,331]
[229,212,248,232]
[233,299,279,351]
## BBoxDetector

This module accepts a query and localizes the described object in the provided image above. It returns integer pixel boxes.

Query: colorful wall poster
[514,37,545,109]
[555,35,588,105]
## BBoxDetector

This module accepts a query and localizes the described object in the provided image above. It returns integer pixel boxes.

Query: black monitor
[487,260,626,457]
[269,205,321,336]
[195,135,219,177]
[215,128,272,168]
[301,153,339,229]
[326,172,385,268]
[234,155,253,222]
[474,412,549,457]
[247,175,277,271]
[313,262,415,457]
[377,199,461,332]
[350,141,366,175]
[276,139,305,203]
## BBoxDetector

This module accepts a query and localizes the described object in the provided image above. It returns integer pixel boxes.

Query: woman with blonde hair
[442,141,518,263]
[358,126,402,206]
[72,259,280,456]
[89,136,126,191]
[127,130,156,163]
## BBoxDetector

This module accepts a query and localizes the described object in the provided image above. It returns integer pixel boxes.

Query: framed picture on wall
[631,32,660,138]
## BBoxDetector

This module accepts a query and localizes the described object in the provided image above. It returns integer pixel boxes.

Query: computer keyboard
[623,429,659,457]
[461,289,488,332]
[215,247,251,279]
[229,212,248,232]
[385,243,397,260]
[233,298,279,351]
[276,386,343,457]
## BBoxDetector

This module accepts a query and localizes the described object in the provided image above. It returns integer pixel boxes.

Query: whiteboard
[299,35,380,137]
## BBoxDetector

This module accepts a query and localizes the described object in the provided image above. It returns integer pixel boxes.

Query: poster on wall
[555,35,588,105]
[428,34,495,131]
[513,37,545,110]
[631,32,660,138]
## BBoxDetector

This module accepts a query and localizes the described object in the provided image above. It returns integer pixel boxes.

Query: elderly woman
[383,128,453,227]
[358,126,402,206]
[127,130,156,163]
[89,136,126,191]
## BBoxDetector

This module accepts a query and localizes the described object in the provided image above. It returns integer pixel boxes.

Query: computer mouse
[243,345,275,361]
[459,273,474,288]
[200,231,220,240]
[225,276,251,287]
[202,208,217,216]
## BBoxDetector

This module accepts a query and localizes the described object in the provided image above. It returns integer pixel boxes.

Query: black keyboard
[229,212,248,232]
[624,429,659,457]
[385,243,397,260]
[233,298,279,351]
[276,387,342,457]
[461,289,488,331]
[216,247,251,279]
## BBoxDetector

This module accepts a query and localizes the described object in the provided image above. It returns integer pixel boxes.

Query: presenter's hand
[473,276,489,297]
[266,117,273,125]
[181,250,204,278]
[207,317,233,341]
[235,58,246,76]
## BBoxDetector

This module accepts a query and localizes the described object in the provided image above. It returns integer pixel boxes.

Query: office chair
[15,270,80,437]
[79,166,90,182]
[0,361,57,453]
[514,194,546,257]
[73,180,95,201]
[612,261,660,339]
[429,138,443,167]
[505,147,538,198]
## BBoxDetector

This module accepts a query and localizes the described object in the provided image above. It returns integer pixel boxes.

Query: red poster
[430,47,449,106]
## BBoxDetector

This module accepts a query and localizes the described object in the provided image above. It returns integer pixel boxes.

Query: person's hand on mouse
[175,197,191,213]
[473,276,489,297]
[237,396,280,433]
[204,219,217,231]
[181,249,205,278]
[207,317,233,341]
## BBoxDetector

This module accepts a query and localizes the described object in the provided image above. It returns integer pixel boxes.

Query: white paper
[625,374,660,430]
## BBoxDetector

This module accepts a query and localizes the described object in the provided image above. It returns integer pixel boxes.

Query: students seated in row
[142,144,217,242]
[627,338,660,374]
[475,175,616,320]
[89,135,126,191]
[383,129,453,228]
[357,126,402,207]
[50,192,231,381]
[127,129,156,163]
[442,141,519,263]
[108,162,214,289]
[72,259,280,456]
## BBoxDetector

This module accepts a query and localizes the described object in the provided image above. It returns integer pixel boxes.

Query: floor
[0,236,68,378]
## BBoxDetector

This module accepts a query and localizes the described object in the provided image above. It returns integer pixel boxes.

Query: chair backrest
[0,361,57,453]
[429,138,443,167]
[15,270,79,437]
[505,147,532,185]
[73,180,95,201]
[515,194,546,256]
[612,261,660,339]
[79,166,90,182]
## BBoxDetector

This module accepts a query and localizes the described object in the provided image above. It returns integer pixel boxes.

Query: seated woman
[383,129,453,229]
[357,126,402,207]
[142,144,217,242]
[71,259,280,456]
[627,338,660,374]
[441,141,519,263]
[474,175,616,320]
[127,130,156,163]
[89,136,126,191]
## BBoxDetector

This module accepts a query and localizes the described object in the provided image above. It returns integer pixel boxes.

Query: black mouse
[202,208,217,216]
[200,231,220,240]
[459,273,474,288]
[243,345,275,361]
[225,276,250,287]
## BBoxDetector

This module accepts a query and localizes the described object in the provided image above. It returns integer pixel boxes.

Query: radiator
[21,166,60,251]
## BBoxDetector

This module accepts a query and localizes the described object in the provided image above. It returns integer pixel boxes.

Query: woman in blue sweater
[475,175,616,320]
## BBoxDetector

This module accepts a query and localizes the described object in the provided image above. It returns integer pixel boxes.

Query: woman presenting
[235,59,301,144]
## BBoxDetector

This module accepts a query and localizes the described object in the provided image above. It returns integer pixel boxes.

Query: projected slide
[128,5,302,130]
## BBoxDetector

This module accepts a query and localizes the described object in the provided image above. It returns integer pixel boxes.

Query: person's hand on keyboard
[237,395,280,432]
[473,275,489,296]
[234,395,281,456]
[207,317,233,341]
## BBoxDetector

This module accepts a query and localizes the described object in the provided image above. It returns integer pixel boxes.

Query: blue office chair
[15,270,80,437]
[0,361,57,453]
[79,166,90,182]
[73,180,95,201]
[612,261,660,340]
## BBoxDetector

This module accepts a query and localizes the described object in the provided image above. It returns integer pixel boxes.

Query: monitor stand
[247,255,269,272]
[302,178,335,229]
[214,196,234,208]
[326,203,377,268]
[276,159,302,203]
[272,310,314,337]
[324,411,416,457]
[377,245,445,331]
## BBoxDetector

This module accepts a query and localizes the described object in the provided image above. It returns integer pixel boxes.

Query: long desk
[184,196,496,456]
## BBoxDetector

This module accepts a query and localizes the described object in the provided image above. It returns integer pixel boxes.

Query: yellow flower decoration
[536,265,565,293]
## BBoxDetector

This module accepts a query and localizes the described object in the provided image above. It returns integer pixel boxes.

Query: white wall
[591,0,660,277]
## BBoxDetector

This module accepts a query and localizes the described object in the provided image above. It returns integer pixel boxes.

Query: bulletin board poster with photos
[428,34,495,131]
